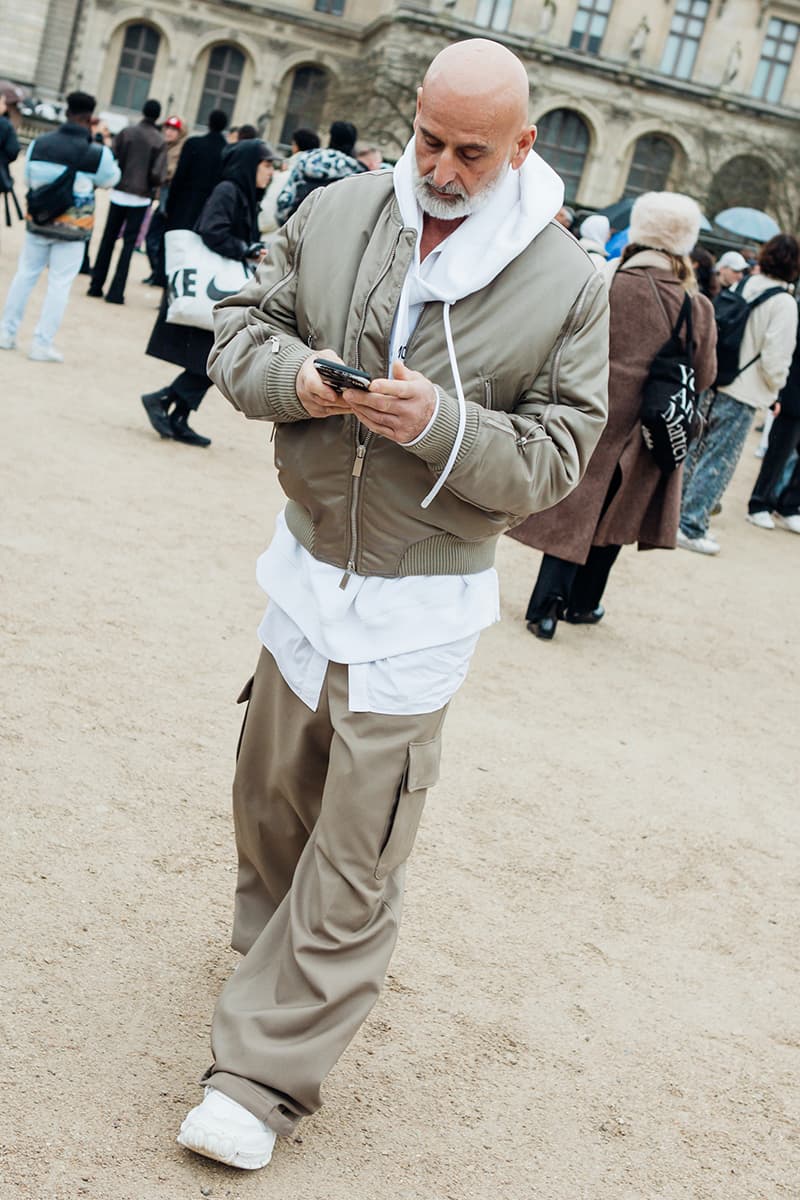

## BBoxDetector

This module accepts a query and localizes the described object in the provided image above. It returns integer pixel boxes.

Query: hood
[391,136,564,508]
[392,134,564,305]
[220,138,269,224]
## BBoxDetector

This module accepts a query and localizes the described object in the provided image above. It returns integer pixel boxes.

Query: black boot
[526,595,564,640]
[169,410,211,447]
[141,388,173,438]
[565,604,605,625]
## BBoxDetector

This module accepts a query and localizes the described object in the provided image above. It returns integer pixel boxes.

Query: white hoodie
[391,136,564,504]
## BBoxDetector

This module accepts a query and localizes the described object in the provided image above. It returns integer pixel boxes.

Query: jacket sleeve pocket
[375,735,442,880]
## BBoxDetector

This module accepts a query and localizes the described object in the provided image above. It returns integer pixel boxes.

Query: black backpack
[26,141,102,226]
[639,277,698,474]
[712,277,784,388]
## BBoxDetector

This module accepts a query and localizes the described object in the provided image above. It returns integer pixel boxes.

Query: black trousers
[525,545,622,622]
[748,413,800,516]
[145,206,167,284]
[169,369,211,414]
[90,202,148,300]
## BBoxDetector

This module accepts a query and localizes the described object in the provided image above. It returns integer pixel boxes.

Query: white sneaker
[676,528,720,556]
[176,1087,276,1170]
[747,510,775,529]
[29,343,64,363]
[774,512,800,534]
[0,328,16,350]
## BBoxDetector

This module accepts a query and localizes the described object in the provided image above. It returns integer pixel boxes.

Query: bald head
[422,39,530,130]
[413,38,536,221]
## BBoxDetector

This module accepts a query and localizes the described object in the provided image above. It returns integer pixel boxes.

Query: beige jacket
[208,172,609,578]
[722,273,798,410]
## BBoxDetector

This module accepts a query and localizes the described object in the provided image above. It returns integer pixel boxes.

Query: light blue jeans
[1,232,85,348]
[680,391,755,538]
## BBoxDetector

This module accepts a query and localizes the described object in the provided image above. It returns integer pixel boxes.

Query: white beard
[412,157,510,220]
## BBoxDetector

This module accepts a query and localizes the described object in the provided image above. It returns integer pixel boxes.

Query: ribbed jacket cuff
[268,343,314,422]
[403,388,479,470]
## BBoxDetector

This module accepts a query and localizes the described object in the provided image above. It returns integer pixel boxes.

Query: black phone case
[314,359,371,391]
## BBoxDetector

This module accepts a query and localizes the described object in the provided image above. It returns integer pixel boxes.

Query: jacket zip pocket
[550,274,595,406]
[355,227,405,369]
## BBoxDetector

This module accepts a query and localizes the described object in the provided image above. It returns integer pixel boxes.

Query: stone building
[2,0,800,224]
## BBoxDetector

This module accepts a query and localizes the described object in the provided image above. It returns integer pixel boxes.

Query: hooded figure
[197,139,273,262]
[143,139,273,447]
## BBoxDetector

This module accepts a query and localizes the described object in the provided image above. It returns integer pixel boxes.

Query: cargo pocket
[235,674,255,762]
[375,735,442,880]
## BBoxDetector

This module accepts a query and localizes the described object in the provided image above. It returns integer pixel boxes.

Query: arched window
[534,109,589,203]
[111,23,160,112]
[625,135,675,197]
[708,154,772,215]
[197,45,245,126]
[280,66,329,146]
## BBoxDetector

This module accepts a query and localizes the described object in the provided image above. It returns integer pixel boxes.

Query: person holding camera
[141,138,273,446]
[174,39,608,1169]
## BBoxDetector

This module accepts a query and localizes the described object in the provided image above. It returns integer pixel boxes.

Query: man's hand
[344,360,437,444]
[296,349,353,418]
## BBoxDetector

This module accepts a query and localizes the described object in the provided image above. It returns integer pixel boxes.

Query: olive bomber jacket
[208,172,610,578]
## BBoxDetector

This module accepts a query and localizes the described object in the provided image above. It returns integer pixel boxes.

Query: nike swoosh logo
[206,277,243,301]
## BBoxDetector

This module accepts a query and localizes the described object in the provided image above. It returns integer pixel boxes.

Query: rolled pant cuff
[201,1068,301,1136]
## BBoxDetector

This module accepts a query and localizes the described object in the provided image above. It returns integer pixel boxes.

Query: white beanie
[629,191,702,257]
[580,214,610,245]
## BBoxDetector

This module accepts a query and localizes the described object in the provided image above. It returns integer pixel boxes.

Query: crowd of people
[0,80,796,585]
[0,43,798,1175]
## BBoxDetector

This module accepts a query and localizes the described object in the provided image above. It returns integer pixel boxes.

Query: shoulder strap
[746,285,786,311]
[645,272,693,361]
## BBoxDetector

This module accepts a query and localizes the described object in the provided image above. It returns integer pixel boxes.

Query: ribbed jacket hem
[284,500,498,576]
[403,388,480,470]
[269,343,313,422]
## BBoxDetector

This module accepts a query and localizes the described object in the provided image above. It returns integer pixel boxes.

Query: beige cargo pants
[205,646,448,1135]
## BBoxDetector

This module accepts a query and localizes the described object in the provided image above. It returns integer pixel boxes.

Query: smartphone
[314,358,372,392]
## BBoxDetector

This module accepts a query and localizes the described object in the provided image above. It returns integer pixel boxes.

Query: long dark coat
[146,142,261,376]
[509,255,717,563]
[165,130,228,232]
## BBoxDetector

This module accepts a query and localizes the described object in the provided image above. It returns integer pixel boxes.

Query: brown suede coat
[508,252,717,564]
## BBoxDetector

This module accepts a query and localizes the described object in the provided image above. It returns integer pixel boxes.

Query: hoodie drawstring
[420,302,466,510]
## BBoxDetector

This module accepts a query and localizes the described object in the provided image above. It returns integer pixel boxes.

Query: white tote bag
[164,228,253,331]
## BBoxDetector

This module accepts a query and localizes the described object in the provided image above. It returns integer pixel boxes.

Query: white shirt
[109,189,150,207]
[257,512,499,715]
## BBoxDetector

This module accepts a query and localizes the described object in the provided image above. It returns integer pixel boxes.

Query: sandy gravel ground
[1,198,799,1200]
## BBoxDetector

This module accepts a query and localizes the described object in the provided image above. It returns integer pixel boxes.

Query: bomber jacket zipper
[340,225,407,588]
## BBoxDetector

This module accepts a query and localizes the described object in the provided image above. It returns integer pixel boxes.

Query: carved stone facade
[2,0,800,223]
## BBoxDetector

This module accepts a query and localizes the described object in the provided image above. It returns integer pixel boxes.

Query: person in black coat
[748,299,800,532]
[0,91,21,228]
[165,109,229,234]
[141,139,273,447]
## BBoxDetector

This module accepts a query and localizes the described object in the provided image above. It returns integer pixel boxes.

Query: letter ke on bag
[165,228,253,331]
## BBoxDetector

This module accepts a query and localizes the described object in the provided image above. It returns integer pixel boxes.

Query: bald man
[176,39,609,1170]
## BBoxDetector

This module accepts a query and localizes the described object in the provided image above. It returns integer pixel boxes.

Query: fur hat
[629,191,702,257]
